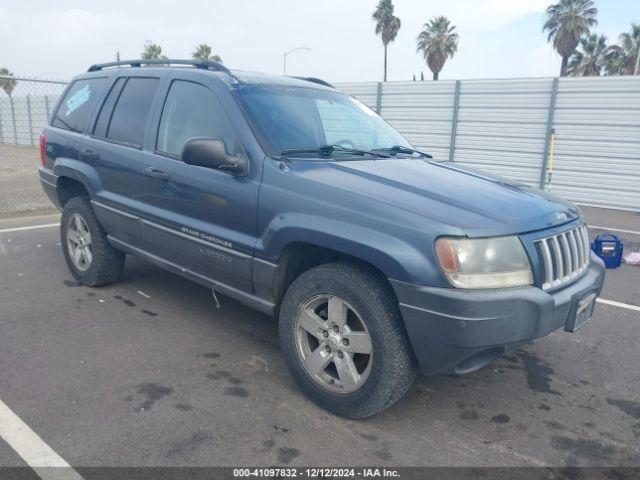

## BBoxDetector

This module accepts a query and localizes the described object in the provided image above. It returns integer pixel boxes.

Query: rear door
[85,75,161,244]
[137,74,260,293]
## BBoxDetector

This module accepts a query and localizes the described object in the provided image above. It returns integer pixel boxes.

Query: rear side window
[53,78,108,133]
[93,77,126,138]
[105,78,159,148]
[156,80,238,157]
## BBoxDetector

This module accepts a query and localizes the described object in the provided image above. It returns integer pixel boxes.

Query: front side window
[157,80,239,157]
[53,77,108,133]
[235,86,410,154]
[107,78,159,147]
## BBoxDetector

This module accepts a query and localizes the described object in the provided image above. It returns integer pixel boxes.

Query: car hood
[294,158,581,236]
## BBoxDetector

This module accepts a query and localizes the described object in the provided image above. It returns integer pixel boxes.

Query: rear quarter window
[52,78,108,133]
[92,77,126,138]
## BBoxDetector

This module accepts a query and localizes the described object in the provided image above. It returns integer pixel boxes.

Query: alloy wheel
[295,294,373,394]
[66,213,93,272]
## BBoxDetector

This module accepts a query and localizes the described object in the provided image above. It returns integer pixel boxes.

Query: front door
[138,78,259,293]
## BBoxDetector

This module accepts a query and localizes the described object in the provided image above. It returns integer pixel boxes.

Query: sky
[1,0,638,82]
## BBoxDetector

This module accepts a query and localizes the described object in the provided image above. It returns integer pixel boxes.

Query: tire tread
[279,262,416,418]
[61,196,124,287]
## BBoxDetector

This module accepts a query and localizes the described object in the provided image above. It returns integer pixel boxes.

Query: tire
[279,262,416,418]
[61,196,125,287]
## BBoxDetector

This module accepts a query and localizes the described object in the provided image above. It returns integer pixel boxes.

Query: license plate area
[565,292,597,332]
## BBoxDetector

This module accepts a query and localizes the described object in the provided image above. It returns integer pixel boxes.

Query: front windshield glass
[235,85,411,154]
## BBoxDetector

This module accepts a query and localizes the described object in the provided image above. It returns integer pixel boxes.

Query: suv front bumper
[390,253,606,375]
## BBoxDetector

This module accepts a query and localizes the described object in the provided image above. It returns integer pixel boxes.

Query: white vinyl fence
[0,75,638,213]
[336,76,640,212]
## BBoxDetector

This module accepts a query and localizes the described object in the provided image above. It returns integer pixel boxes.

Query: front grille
[535,224,590,290]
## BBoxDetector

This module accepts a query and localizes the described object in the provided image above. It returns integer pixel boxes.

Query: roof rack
[291,77,334,88]
[87,59,233,75]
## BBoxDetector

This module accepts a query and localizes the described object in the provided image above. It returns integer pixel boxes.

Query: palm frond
[543,0,598,64]
[416,16,459,80]
[372,0,401,45]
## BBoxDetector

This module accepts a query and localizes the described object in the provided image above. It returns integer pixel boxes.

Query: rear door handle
[144,166,171,181]
[80,149,99,161]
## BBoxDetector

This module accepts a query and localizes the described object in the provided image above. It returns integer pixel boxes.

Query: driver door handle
[144,166,170,181]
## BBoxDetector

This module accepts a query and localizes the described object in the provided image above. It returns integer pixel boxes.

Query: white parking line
[0,223,59,234]
[0,398,84,480]
[588,225,640,236]
[597,298,640,312]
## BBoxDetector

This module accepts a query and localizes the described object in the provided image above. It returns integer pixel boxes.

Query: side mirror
[181,137,248,176]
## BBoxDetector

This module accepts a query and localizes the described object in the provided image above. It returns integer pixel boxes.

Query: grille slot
[536,225,590,290]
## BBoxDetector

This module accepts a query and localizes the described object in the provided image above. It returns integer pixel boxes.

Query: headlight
[435,236,533,289]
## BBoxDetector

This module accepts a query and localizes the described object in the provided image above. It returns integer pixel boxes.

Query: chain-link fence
[0,75,68,218]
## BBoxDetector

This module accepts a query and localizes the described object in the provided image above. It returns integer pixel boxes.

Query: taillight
[40,134,46,167]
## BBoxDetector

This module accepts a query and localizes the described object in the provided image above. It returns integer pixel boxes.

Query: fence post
[10,97,17,145]
[539,77,559,189]
[0,102,3,144]
[448,80,461,162]
[26,95,34,147]
[44,95,51,123]
[375,82,383,114]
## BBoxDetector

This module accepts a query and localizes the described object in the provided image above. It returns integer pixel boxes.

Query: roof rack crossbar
[87,59,233,75]
[291,76,334,88]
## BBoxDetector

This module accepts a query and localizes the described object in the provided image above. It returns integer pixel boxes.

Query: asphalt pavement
[0,212,639,472]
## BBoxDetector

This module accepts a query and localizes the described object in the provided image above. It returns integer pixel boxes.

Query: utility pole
[283,47,311,75]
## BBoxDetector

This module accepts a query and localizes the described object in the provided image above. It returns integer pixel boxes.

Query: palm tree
[601,24,640,76]
[192,44,222,63]
[141,41,167,60]
[602,45,626,75]
[416,16,459,81]
[618,23,640,74]
[543,0,598,77]
[0,68,17,97]
[567,34,607,76]
[372,0,401,82]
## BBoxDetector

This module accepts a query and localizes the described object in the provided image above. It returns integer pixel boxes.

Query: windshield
[235,85,411,154]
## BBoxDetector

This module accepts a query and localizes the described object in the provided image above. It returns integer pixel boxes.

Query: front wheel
[279,262,416,418]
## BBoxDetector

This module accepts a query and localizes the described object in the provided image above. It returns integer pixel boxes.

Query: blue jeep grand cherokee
[39,59,605,418]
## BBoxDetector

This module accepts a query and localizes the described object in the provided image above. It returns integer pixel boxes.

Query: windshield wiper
[54,114,82,133]
[372,145,433,158]
[280,144,390,158]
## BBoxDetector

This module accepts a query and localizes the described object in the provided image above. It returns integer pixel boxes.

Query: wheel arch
[258,216,442,307]
[270,241,400,309]
[53,158,102,206]
[56,176,90,207]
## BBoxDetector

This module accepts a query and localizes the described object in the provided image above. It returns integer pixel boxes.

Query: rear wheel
[279,262,416,418]
[61,196,125,286]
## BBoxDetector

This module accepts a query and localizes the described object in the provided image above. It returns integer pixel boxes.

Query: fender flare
[260,213,442,285]
[53,158,103,197]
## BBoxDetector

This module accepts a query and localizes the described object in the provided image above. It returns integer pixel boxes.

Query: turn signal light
[435,238,458,273]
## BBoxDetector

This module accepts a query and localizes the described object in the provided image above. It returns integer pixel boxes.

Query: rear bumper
[391,253,606,375]
[38,167,61,210]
